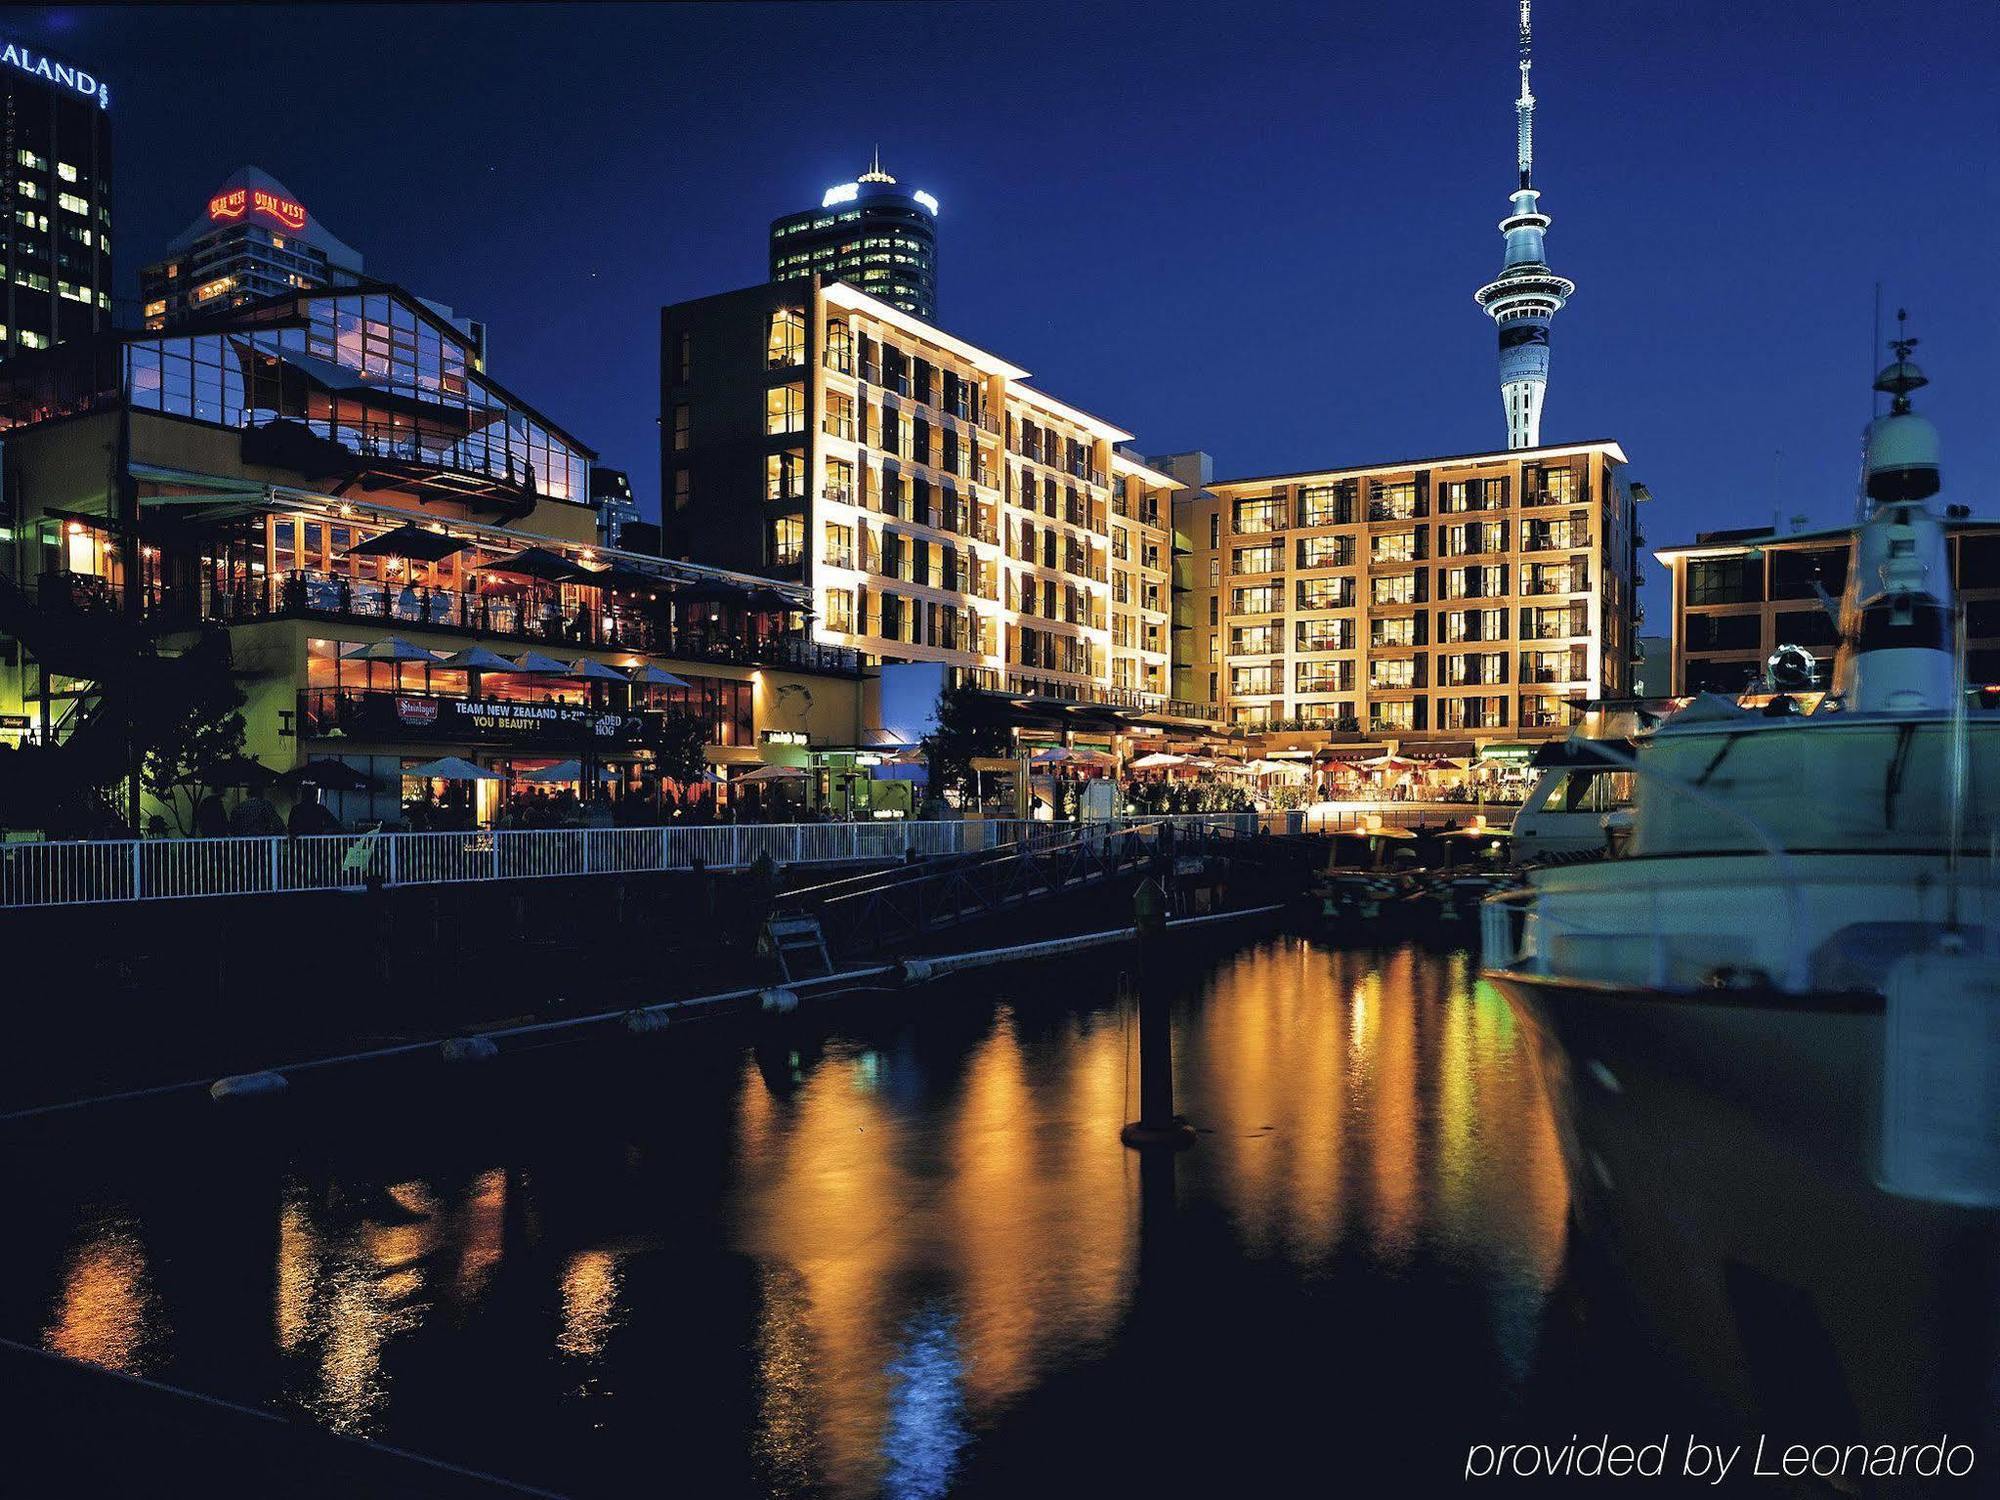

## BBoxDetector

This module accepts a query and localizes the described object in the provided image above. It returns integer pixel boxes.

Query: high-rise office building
[591,466,640,548]
[1473,0,1574,450]
[0,42,112,359]
[139,166,488,366]
[769,153,939,321]
[663,275,1181,711]
[1181,440,1642,742]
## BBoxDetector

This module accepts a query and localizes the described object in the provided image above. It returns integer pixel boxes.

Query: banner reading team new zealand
[442,698,647,743]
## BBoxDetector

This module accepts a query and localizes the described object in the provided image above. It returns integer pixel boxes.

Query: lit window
[19,330,48,350]
[765,383,804,436]
[57,192,89,215]
[15,149,44,170]
[766,307,805,367]
[672,404,690,450]
[56,162,78,183]
[143,299,166,318]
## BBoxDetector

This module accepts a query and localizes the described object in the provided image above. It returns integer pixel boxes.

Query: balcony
[822,484,853,506]
[822,415,855,441]
[171,568,859,674]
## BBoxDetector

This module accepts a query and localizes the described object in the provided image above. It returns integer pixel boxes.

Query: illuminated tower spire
[1475,0,1575,449]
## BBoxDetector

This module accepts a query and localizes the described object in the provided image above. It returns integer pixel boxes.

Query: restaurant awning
[343,524,472,563]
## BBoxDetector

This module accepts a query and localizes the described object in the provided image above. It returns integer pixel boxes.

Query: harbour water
[0,933,1727,1495]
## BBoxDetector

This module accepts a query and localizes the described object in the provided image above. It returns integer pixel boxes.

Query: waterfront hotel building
[0,41,112,360]
[0,283,877,829]
[663,275,1191,722]
[1174,440,1643,742]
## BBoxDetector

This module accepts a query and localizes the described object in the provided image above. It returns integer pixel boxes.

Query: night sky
[16,1,1999,616]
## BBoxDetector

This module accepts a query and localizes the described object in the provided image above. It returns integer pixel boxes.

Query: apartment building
[1655,519,2000,695]
[662,276,1181,712]
[1182,440,1641,740]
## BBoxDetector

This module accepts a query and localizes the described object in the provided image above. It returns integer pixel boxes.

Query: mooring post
[1122,875,1195,1150]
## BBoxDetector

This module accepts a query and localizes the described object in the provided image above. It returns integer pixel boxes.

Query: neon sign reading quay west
[208,187,308,232]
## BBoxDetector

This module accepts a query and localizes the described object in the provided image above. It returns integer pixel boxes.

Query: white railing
[0,815,1259,910]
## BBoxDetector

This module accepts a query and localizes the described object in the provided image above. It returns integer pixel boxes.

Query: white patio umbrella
[340,637,439,662]
[519,759,616,783]
[1029,746,1073,765]
[1129,751,1185,770]
[626,663,691,688]
[506,651,574,675]
[404,756,500,781]
[431,645,516,672]
[736,763,808,783]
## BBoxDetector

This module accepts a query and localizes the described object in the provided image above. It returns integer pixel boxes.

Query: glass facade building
[770,160,938,321]
[0,45,112,359]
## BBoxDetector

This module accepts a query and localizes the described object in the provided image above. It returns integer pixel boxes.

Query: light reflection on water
[19,935,1574,1495]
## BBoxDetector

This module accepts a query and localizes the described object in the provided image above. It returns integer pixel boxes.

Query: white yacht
[1483,340,2000,1450]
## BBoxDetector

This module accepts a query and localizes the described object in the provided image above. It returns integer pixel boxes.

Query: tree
[921,686,1009,803]
[140,645,248,834]
[653,709,712,796]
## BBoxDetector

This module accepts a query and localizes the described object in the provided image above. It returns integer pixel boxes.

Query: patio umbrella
[281,759,372,793]
[626,663,691,688]
[744,586,801,613]
[1358,754,1420,771]
[206,756,276,788]
[505,651,574,675]
[571,562,668,594]
[1129,752,1185,769]
[431,645,517,672]
[404,756,500,782]
[736,764,808,783]
[674,578,752,606]
[340,637,439,663]
[481,546,585,582]
[567,657,631,683]
[1029,746,1074,765]
[344,524,470,564]
[519,760,617,783]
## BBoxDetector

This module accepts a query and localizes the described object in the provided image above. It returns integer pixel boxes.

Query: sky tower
[1474,0,1575,449]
